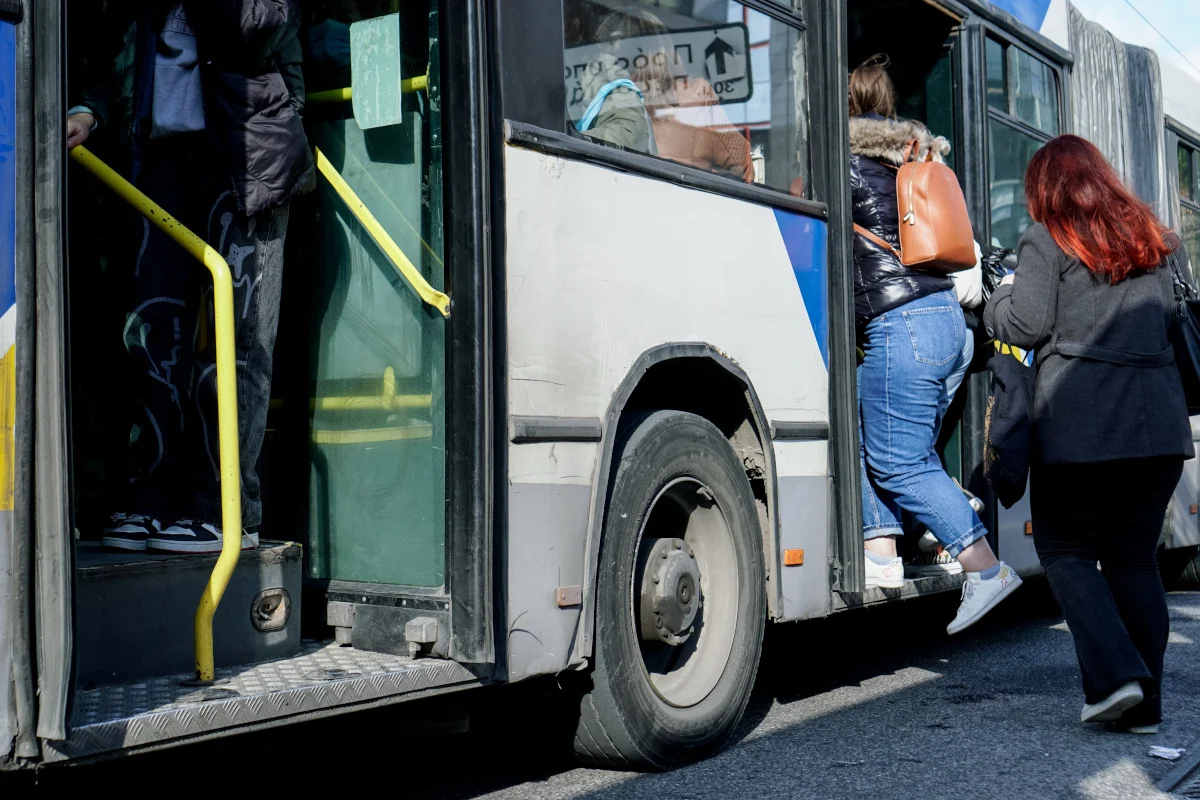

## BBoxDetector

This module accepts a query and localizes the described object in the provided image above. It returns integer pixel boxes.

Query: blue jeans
[858,290,985,557]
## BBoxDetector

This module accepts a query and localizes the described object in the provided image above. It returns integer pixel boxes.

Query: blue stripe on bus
[773,209,828,369]
[986,0,1052,31]
[0,22,16,318]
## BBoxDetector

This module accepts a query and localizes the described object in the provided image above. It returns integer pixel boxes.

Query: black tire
[572,410,766,770]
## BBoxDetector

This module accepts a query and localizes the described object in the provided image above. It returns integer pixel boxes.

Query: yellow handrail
[306,74,429,104]
[69,145,242,683]
[314,147,451,317]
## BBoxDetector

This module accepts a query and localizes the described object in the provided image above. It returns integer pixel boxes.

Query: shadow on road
[9,580,1089,798]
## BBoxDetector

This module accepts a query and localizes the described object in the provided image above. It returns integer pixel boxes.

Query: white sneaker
[907,547,963,577]
[946,562,1022,634]
[101,513,162,551]
[1081,682,1144,723]
[918,530,941,552]
[148,519,260,554]
[865,553,906,589]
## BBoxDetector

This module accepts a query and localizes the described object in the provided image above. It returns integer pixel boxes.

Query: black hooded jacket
[850,113,954,327]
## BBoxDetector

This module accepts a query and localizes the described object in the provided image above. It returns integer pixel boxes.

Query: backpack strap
[853,223,900,257]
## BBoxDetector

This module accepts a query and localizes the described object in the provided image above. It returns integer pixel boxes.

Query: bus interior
[64,0,457,699]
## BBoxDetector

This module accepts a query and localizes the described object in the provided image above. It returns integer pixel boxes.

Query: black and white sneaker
[147,519,260,554]
[101,513,162,551]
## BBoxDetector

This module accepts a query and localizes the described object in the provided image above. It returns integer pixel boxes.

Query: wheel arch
[570,343,780,665]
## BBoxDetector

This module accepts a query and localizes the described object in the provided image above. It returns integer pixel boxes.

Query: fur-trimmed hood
[848,115,951,166]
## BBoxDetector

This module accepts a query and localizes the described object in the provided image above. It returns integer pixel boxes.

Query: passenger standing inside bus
[65,0,314,553]
[985,135,1193,732]
[849,55,1021,632]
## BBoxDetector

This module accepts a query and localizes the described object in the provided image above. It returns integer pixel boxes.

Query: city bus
[1,0,1199,772]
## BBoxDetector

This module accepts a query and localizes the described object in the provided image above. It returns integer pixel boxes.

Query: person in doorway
[849,54,1021,633]
[66,0,314,553]
[985,135,1192,733]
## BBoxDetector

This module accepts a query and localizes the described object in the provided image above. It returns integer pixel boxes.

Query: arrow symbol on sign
[705,35,736,76]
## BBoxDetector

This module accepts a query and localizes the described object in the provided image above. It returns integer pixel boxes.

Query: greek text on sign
[565,23,753,122]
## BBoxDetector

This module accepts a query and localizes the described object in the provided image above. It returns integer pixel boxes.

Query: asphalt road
[22,581,1200,798]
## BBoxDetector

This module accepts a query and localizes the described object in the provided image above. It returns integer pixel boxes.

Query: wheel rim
[631,477,739,708]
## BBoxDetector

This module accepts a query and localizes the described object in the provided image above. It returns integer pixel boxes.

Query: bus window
[1179,140,1200,278]
[986,38,1060,248]
[561,0,810,196]
[298,0,446,587]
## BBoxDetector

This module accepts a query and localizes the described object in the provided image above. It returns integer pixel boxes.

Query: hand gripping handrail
[69,145,242,683]
[314,147,451,317]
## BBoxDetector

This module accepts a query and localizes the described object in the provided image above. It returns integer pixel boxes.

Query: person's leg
[1100,457,1182,727]
[103,143,202,549]
[859,363,903,554]
[1032,462,1154,713]
[191,196,287,536]
[858,369,905,587]
[859,291,987,560]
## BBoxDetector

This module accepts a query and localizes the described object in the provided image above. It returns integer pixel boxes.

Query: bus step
[76,540,303,687]
[833,572,967,611]
[46,640,483,762]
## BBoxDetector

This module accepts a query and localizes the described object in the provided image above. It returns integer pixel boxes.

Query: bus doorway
[41,0,492,760]
[844,0,990,583]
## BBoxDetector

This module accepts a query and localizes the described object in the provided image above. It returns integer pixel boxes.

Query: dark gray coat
[79,0,314,216]
[984,223,1193,465]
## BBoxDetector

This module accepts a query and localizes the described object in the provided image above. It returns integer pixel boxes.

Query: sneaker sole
[146,536,258,554]
[946,575,1023,635]
[1082,684,1145,723]
[866,578,906,589]
[101,536,148,551]
[906,564,964,578]
[1125,725,1158,734]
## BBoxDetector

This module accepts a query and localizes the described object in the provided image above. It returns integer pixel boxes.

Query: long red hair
[1025,134,1172,282]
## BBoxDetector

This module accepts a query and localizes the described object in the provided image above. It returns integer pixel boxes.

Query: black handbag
[983,347,1037,509]
[1167,249,1200,415]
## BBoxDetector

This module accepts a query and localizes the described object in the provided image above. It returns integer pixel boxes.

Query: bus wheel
[573,410,765,770]
[1160,545,1200,589]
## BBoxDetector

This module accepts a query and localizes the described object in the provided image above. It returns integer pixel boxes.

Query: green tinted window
[989,118,1044,249]
[301,1,446,587]
[1183,205,1200,284]
[1181,143,1195,202]
[1011,48,1058,135]
[986,38,1007,113]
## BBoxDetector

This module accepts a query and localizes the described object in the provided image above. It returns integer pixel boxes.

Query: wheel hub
[638,537,701,646]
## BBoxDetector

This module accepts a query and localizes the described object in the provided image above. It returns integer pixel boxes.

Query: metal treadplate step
[833,571,966,610]
[44,641,483,762]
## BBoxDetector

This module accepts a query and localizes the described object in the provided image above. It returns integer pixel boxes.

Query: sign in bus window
[562,0,811,197]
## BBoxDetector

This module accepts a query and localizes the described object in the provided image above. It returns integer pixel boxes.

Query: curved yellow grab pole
[314,147,451,317]
[306,74,428,104]
[69,145,242,683]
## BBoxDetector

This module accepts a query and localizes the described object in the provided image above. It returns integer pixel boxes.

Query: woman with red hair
[985,134,1194,733]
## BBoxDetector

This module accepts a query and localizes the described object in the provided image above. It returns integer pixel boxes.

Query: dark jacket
[79,0,314,215]
[850,113,954,326]
[984,223,1194,465]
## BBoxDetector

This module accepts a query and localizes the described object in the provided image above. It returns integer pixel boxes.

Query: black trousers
[1031,456,1183,724]
[123,135,286,529]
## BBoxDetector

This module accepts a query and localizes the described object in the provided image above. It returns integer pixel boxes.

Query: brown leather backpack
[854,140,976,274]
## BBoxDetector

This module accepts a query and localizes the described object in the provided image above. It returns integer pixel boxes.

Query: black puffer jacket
[850,113,954,326]
[79,0,314,216]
